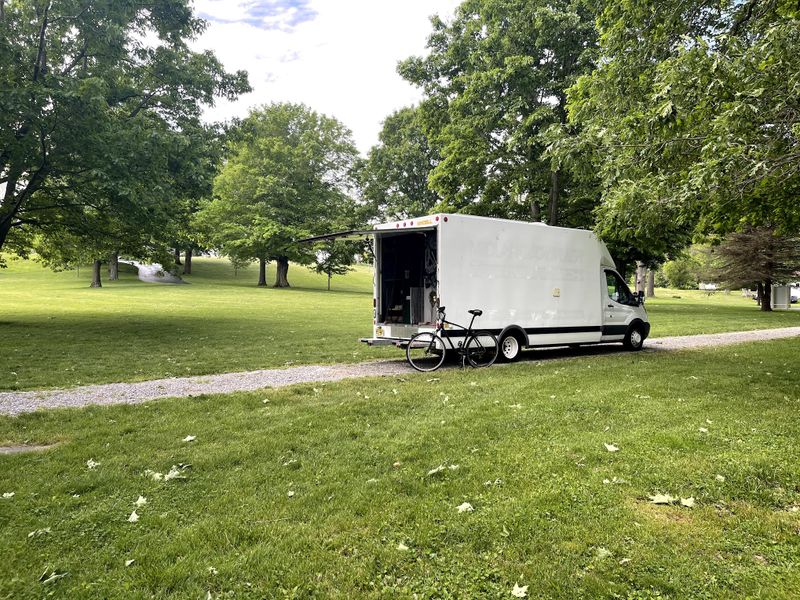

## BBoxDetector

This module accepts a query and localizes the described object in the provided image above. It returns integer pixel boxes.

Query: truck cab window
[605,271,635,305]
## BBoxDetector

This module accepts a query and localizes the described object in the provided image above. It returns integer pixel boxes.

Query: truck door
[601,270,636,339]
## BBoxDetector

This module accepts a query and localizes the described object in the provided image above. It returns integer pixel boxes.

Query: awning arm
[295,229,377,244]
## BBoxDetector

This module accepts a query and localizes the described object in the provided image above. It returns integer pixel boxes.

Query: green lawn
[1,257,797,391]
[1,340,798,598]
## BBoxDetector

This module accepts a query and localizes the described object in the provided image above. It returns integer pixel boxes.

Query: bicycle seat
[468,309,483,316]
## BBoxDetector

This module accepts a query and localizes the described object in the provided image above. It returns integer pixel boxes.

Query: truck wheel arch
[623,319,648,351]
[498,326,527,362]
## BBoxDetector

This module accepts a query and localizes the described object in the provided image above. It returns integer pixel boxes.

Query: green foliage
[197,103,359,285]
[566,0,800,260]
[398,0,598,223]
[712,227,800,289]
[661,259,698,290]
[358,106,441,220]
[2,341,800,597]
[0,0,249,261]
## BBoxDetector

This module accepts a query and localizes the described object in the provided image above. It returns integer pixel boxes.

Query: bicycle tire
[406,332,447,372]
[465,332,499,368]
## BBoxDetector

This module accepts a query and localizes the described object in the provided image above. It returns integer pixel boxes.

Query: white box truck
[308,213,650,360]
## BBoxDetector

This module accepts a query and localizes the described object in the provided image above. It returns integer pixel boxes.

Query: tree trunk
[761,279,772,311]
[183,247,192,275]
[635,262,647,294]
[548,169,560,226]
[274,256,290,288]
[327,269,331,291]
[174,247,182,265]
[530,198,541,222]
[646,269,655,297]
[90,259,102,288]
[257,256,267,287]
[108,252,119,281]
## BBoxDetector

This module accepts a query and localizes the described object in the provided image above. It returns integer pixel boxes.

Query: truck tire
[623,323,645,351]
[499,332,523,362]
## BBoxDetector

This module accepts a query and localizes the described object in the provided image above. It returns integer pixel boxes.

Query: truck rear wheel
[623,323,645,351]
[499,332,523,362]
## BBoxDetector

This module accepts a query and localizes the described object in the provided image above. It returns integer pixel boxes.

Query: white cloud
[191,0,461,154]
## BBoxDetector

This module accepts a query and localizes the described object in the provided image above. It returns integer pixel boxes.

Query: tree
[358,106,441,220]
[711,227,800,311]
[0,0,249,261]
[398,0,598,223]
[198,103,359,288]
[310,243,358,291]
[566,0,800,258]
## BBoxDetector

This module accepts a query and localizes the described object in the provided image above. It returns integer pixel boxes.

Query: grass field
[1,340,798,598]
[1,257,798,391]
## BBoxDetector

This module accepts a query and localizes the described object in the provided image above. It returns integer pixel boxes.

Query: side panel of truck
[437,215,604,346]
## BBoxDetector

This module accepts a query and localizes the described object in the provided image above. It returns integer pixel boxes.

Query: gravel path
[2,327,798,416]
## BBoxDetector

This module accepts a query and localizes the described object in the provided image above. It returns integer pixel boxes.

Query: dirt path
[2,327,799,416]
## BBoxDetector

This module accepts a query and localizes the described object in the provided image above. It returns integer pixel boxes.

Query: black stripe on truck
[441,325,604,338]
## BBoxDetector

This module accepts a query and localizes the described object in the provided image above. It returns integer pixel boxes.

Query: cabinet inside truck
[377,230,437,325]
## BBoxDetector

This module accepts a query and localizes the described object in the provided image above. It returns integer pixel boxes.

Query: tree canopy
[565,0,800,257]
[398,0,597,223]
[0,0,249,264]
[198,103,359,287]
[358,106,441,221]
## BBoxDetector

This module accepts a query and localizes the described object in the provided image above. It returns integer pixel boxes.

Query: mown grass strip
[1,340,798,598]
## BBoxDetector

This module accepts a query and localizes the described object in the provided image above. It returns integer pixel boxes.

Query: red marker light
[435,216,440,222]
[443,216,448,222]
[396,223,399,228]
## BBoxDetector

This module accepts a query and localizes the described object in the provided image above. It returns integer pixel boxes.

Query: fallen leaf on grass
[427,464,446,476]
[603,443,620,453]
[680,497,696,508]
[511,583,528,598]
[397,542,409,551]
[619,558,631,565]
[28,528,51,538]
[128,511,139,523]
[144,469,164,481]
[39,569,67,585]
[86,459,100,469]
[125,559,135,567]
[595,547,613,560]
[457,502,474,513]
[715,474,726,482]
[648,493,676,505]
[164,465,187,481]
[287,490,295,498]
[2,492,14,499]
[182,435,196,443]
[698,427,708,434]
[135,496,147,507]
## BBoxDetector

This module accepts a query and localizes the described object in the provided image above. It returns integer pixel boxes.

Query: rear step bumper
[359,337,407,347]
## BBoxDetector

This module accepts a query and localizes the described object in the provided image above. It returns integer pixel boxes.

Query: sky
[192,0,462,155]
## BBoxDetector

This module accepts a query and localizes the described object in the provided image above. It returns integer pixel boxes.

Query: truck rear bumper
[359,337,406,347]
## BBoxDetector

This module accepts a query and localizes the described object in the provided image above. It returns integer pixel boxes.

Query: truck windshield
[605,271,635,305]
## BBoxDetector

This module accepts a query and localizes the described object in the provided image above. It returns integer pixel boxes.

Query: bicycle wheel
[406,332,447,372]
[465,332,499,368]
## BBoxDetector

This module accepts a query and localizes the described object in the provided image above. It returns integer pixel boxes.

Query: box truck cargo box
[306,214,650,361]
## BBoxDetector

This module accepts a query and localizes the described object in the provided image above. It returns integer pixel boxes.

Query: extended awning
[296,226,435,244]
[295,229,377,244]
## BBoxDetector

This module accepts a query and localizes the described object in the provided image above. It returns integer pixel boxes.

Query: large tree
[198,103,359,288]
[0,0,249,260]
[566,0,800,256]
[358,106,441,221]
[711,227,800,311]
[398,0,598,223]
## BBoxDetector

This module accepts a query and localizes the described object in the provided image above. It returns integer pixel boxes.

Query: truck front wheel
[623,323,645,351]
[499,332,523,362]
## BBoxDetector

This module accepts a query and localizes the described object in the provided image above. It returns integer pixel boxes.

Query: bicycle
[405,306,499,372]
